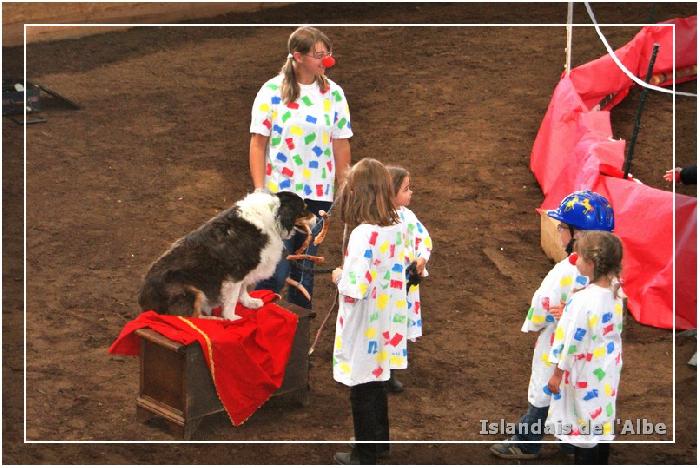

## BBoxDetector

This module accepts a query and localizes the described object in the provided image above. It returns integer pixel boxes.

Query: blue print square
[583,389,599,401]
[303,184,312,196]
[392,263,403,273]
[312,146,323,157]
[271,96,281,104]
[575,275,588,286]
[602,312,613,323]
[279,179,291,190]
[305,115,317,124]
[273,124,283,134]
[606,341,615,354]
[546,314,554,323]
[574,328,587,341]
[276,152,287,162]
[363,249,373,259]
[309,160,319,169]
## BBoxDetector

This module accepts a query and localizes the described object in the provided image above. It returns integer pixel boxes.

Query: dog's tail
[137,273,195,316]
[137,276,168,313]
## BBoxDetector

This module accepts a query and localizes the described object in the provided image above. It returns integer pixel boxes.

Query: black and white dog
[138,191,314,320]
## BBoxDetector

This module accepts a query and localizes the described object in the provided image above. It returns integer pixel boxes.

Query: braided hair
[575,231,623,292]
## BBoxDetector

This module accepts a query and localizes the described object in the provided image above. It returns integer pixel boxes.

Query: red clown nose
[322,55,336,68]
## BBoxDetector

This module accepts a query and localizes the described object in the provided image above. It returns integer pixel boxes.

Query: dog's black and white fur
[138,191,314,320]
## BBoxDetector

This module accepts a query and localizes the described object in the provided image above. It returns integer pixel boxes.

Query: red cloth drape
[109,290,299,425]
[530,16,697,329]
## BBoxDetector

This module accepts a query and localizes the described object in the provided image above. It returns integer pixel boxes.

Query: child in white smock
[546,230,624,464]
[385,165,433,393]
[331,158,408,465]
[490,190,615,460]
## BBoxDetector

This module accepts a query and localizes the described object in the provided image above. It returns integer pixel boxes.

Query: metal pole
[623,43,660,180]
[565,2,574,76]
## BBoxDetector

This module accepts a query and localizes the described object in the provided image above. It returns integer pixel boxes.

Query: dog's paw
[241,297,264,309]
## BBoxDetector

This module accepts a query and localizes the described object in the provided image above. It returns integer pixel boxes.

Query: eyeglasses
[306,51,333,59]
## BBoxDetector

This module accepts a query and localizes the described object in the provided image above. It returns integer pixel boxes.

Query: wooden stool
[135,302,315,439]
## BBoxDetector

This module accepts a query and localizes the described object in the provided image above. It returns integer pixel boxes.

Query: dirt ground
[3,2,697,465]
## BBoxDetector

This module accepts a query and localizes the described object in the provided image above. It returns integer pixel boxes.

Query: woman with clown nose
[250,26,353,309]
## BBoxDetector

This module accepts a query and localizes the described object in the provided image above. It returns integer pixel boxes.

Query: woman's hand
[331,267,343,285]
[664,167,682,183]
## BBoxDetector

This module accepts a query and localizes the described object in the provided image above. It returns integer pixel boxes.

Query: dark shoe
[386,374,403,393]
[489,441,539,460]
[349,437,390,459]
[334,451,361,465]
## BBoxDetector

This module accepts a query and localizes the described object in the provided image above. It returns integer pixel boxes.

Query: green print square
[267,83,279,90]
[325,114,331,126]
[337,117,347,129]
[293,154,303,166]
[593,368,606,381]
[282,111,291,123]
[322,168,327,179]
[332,90,342,102]
[527,307,534,320]
[606,402,613,417]
[271,136,281,147]
[568,344,577,355]
[324,148,331,157]
[369,312,379,322]
[304,133,316,145]
[302,96,313,106]
[295,183,304,191]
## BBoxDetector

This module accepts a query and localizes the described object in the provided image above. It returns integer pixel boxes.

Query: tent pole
[565,2,573,76]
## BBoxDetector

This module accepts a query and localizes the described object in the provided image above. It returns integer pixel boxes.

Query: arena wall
[3,2,289,46]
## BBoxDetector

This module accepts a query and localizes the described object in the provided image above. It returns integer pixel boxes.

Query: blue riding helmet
[547,190,615,231]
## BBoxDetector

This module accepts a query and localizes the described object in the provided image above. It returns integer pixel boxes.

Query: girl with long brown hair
[250,26,352,308]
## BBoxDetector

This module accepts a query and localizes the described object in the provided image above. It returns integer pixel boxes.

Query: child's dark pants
[574,443,609,464]
[350,381,389,464]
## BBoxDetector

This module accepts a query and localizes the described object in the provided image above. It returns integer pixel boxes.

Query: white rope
[583,1,697,98]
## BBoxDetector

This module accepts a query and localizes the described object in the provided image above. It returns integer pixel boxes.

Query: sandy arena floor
[2,2,697,464]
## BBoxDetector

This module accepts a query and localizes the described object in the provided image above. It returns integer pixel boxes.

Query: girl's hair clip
[287,53,293,59]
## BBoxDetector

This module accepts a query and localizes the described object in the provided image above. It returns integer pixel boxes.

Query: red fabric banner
[109,290,299,425]
[530,16,697,329]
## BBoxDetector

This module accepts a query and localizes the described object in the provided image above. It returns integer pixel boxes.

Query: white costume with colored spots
[333,223,408,386]
[521,255,588,408]
[398,207,433,341]
[545,284,624,447]
[250,75,352,202]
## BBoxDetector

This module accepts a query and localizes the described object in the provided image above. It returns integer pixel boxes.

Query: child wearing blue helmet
[490,190,614,460]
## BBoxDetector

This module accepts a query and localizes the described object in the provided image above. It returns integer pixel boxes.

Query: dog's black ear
[276,191,304,232]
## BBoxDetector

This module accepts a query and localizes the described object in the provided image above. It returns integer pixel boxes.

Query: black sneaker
[386,374,404,393]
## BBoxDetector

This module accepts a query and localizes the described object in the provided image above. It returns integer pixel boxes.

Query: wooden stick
[286,254,325,263]
[313,210,330,246]
[285,277,311,301]
[294,224,313,255]
[565,2,574,76]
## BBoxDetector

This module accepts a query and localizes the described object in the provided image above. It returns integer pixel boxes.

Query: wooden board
[540,209,566,262]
